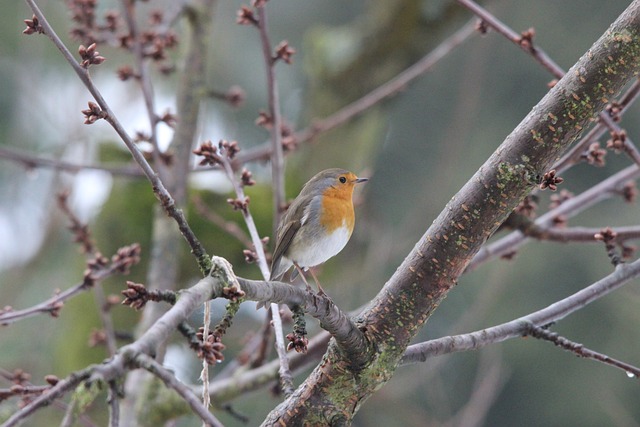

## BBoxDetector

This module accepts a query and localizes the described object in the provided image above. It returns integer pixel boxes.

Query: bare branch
[0,146,143,177]
[401,257,640,364]
[459,0,640,168]
[469,164,640,270]
[524,324,640,378]
[233,19,477,165]
[136,354,224,427]
[107,380,120,427]
[264,2,640,422]
[205,143,296,393]
[255,3,286,228]
[0,244,140,325]
[119,0,163,172]
[2,367,93,427]
[23,0,210,273]
[237,278,371,370]
[457,0,564,77]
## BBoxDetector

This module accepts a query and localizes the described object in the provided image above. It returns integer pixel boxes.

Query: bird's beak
[354,177,368,184]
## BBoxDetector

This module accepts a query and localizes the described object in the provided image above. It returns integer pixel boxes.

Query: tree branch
[468,164,640,271]
[233,19,476,166]
[401,257,640,373]
[0,146,143,177]
[262,3,640,423]
[136,354,224,427]
[524,324,640,378]
[23,0,210,273]
[459,0,640,168]
[255,3,286,229]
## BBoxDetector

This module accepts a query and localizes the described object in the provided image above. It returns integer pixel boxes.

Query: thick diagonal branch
[263,3,640,425]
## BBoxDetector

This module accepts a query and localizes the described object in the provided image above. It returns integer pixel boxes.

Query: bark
[263,2,640,425]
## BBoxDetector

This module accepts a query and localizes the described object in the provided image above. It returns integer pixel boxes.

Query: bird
[269,168,368,294]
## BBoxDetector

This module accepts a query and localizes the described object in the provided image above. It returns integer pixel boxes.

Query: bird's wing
[269,194,314,280]
[270,220,300,280]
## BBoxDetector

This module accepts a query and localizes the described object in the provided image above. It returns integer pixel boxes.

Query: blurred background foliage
[1,0,639,426]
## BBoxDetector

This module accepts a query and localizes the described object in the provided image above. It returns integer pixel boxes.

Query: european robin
[269,168,368,293]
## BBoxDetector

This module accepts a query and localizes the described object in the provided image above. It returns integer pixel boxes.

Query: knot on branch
[255,113,297,151]
[88,328,107,347]
[83,252,109,287]
[117,65,138,81]
[605,101,623,121]
[121,282,149,310]
[594,227,617,243]
[222,286,245,302]
[227,197,250,213]
[225,85,246,108]
[209,256,242,291]
[241,168,255,187]
[475,19,489,35]
[286,332,309,354]
[48,300,64,319]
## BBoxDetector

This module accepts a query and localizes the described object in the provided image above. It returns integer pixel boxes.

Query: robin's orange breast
[319,187,356,234]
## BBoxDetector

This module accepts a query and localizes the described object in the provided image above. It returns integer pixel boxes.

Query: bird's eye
[339,176,347,184]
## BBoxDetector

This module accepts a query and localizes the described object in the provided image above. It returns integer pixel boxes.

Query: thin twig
[458,0,640,167]
[136,354,224,427]
[0,258,133,325]
[107,380,120,427]
[217,155,294,395]
[2,367,94,427]
[119,0,164,176]
[255,4,285,229]
[93,283,118,356]
[193,195,253,248]
[23,0,209,273]
[233,19,477,165]
[457,0,564,77]
[201,299,212,411]
[227,4,290,390]
[468,164,640,270]
[401,257,640,364]
[59,190,119,354]
[525,324,640,378]
[555,79,640,171]
[517,224,640,243]
[0,146,143,177]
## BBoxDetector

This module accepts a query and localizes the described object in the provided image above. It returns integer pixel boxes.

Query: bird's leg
[293,263,312,293]
[308,267,327,296]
